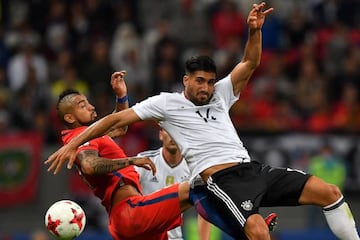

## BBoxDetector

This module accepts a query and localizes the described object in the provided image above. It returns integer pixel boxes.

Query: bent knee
[178,182,192,211]
[244,214,270,240]
[314,183,343,206]
[326,184,343,203]
[300,176,343,206]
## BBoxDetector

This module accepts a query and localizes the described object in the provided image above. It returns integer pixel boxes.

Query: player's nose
[88,103,95,110]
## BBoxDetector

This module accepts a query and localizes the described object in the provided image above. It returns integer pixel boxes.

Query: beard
[185,86,213,105]
[193,93,212,106]
[79,116,97,126]
[79,120,93,126]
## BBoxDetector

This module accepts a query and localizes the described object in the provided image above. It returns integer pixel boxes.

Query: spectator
[110,23,150,101]
[7,41,48,92]
[307,143,347,228]
[332,82,360,132]
[294,58,327,119]
[210,0,246,49]
[48,48,74,83]
[309,144,347,190]
[51,65,89,101]
[78,38,114,94]
[305,90,333,133]
[44,0,68,57]
[152,36,182,94]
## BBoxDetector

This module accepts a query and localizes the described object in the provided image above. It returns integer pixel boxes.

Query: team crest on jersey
[165,176,175,186]
[150,176,159,183]
[241,200,253,211]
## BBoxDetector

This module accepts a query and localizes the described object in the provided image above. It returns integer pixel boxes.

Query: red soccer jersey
[61,126,142,213]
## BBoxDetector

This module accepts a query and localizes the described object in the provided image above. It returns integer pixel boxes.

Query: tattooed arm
[77,149,156,176]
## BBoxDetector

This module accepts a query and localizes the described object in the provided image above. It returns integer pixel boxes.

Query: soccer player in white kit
[46,3,360,239]
[135,128,191,240]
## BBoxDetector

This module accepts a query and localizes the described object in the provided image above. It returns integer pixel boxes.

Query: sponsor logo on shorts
[241,200,253,211]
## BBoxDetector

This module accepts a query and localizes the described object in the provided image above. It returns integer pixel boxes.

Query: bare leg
[244,214,271,240]
[299,176,341,206]
[178,182,193,212]
[299,176,359,239]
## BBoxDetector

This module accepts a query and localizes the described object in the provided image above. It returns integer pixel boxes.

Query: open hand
[247,2,274,30]
[131,157,157,176]
[45,143,78,174]
[111,71,127,97]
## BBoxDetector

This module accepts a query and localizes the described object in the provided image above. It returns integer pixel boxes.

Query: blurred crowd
[0,0,360,146]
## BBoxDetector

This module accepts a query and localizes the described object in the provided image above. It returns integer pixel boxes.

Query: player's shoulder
[159,91,184,101]
[137,148,161,158]
[146,92,183,105]
[160,91,180,96]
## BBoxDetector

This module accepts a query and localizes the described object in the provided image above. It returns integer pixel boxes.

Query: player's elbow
[254,59,261,68]
[240,59,260,72]
[249,59,261,69]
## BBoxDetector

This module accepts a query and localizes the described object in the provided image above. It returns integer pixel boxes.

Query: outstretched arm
[77,149,156,176]
[112,70,129,113]
[108,70,130,138]
[45,108,141,174]
[231,2,273,95]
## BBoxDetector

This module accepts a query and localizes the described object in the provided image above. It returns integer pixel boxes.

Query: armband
[116,95,128,104]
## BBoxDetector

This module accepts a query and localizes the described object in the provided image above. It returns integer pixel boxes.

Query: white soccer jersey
[135,148,190,240]
[132,74,251,180]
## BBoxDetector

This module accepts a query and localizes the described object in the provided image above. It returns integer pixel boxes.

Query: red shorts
[108,183,182,240]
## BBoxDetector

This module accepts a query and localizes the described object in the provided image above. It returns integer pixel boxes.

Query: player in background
[135,128,192,240]
[47,3,360,239]
[136,128,212,240]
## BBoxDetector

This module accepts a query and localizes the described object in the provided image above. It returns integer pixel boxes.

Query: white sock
[323,196,360,240]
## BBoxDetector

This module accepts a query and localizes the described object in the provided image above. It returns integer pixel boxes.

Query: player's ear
[64,113,75,124]
[159,128,164,141]
[183,75,189,86]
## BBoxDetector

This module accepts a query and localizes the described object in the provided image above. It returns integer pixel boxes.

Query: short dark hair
[56,89,82,126]
[185,55,217,75]
[56,89,80,111]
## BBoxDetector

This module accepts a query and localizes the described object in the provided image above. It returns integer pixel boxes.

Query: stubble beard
[194,93,212,106]
[80,115,97,126]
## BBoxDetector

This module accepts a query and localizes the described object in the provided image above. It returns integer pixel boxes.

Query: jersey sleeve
[132,94,166,120]
[215,74,239,109]
[76,139,100,154]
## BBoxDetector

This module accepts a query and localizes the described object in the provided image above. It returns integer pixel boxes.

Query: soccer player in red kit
[56,71,192,240]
